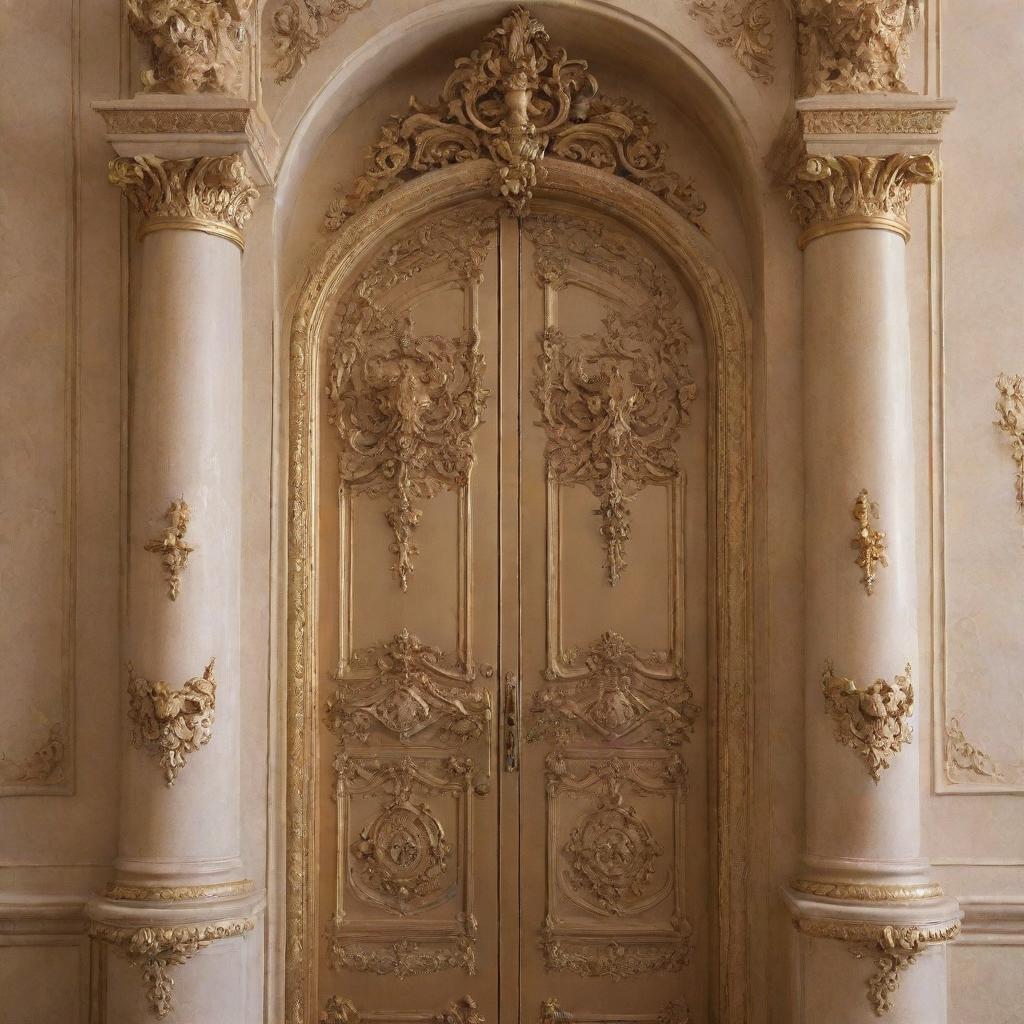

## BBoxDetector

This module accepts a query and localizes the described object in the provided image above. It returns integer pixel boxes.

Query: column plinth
[86,153,260,1024]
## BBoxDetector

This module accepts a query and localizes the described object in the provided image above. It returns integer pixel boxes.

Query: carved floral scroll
[689,0,775,83]
[144,499,195,600]
[994,372,1024,519]
[821,660,913,782]
[851,489,887,595]
[322,7,707,226]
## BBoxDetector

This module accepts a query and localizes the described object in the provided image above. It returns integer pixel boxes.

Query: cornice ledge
[797,93,957,157]
[93,95,279,187]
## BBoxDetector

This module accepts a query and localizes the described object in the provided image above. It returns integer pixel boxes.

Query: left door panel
[315,204,502,1022]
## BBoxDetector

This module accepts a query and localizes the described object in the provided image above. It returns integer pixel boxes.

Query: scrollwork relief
[541,998,690,1024]
[327,630,491,747]
[321,994,483,1024]
[529,631,699,747]
[327,217,494,591]
[944,714,1004,784]
[851,489,887,595]
[328,935,476,978]
[127,658,217,785]
[541,924,691,979]
[689,0,775,84]
[322,7,707,226]
[144,499,195,600]
[272,0,372,84]
[90,918,253,1019]
[994,372,1024,518]
[821,660,913,782]
[127,0,252,95]
[0,721,65,786]
[790,0,922,96]
[526,214,697,585]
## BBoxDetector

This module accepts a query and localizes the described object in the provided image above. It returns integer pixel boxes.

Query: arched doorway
[283,13,755,1023]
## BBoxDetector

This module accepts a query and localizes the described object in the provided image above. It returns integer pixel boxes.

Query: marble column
[783,152,961,1021]
[86,154,261,1024]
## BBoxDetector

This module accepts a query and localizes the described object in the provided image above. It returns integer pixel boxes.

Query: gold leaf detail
[144,499,195,600]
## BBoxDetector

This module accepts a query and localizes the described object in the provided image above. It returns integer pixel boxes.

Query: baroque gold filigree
[327,217,493,590]
[328,630,490,747]
[109,154,258,248]
[127,658,216,785]
[790,0,922,96]
[127,0,252,94]
[90,918,254,1019]
[689,0,775,83]
[322,7,706,226]
[144,499,195,600]
[821,660,914,782]
[541,923,691,979]
[995,372,1024,518]
[105,879,253,902]
[272,0,372,84]
[321,994,483,1024]
[328,935,476,978]
[785,152,938,235]
[529,631,699,747]
[851,489,888,595]
[527,214,697,584]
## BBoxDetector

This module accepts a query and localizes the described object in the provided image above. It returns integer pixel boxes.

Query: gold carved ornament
[126,0,252,95]
[108,154,258,249]
[90,918,254,1019]
[529,631,699,748]
[689,0,775,84]
[944,714,1004,783]
[995,372,1024,518]
[330,754,485,977]
[321,995,483,1024]
[789,0,921,97]
[541,997,690,1024]
[322,7,706,227]
[144,499,195,600]
[272,0,372,84]
[127,658,216,785]
[526,214,698,586]
[327,217,494,592]
[851,489,888,595]
[796,918,961,1017]
[786,152,939,248]
[327,629,491,747]
[821,661,913,782]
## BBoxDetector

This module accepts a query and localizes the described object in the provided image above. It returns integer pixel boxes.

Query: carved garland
[851,489,888,595]
[90,918,254,1019]
[821,661,913,782]
[994,372,1024,519]
[272,0,372,83]
[144,499,196,600]
[127,659,217,785]
[541,998,690,1024]
[322,7,707,228]
[322,995,483,1024]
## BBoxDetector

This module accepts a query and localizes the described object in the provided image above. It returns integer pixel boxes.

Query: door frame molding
[283,158,755,1023]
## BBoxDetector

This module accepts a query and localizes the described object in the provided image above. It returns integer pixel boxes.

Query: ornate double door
[317,199,708,1024]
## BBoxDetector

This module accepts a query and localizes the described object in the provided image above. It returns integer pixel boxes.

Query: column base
[785,887,961,1022]
[86,889,264,1024]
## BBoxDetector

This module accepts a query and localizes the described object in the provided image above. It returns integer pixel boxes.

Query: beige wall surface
[0,1,1020,1021]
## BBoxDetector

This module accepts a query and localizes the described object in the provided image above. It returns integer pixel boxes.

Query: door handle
[504,672,520,773]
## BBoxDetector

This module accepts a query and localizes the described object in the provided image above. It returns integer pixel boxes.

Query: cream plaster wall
[0,1,1020,1022]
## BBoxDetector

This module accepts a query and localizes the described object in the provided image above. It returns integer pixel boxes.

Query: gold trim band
[799,214,910,250]
[140,216,245,250]
[105,878,253,902]
[792,878,944,902]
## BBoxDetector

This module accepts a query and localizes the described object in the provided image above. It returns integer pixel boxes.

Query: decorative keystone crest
[127,659,217,785]
[323,7,706,226]
[821,660,914,782]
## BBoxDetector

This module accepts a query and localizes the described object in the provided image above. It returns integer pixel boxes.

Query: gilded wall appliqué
[144,499,196,600]
[127,658,217,785]
[821,661,913,782]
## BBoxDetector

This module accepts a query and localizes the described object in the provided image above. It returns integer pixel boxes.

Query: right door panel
[517,205,710,1024]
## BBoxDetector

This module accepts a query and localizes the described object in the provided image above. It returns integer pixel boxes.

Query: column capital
[784,150,939,248]
[109,153,259,248]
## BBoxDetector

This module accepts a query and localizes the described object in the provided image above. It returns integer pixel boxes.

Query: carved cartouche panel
[529,631,699,747]
[821,660,913,782]
[526,213,697,585]
[327,214,494,591]
[322,7,707,226]
[542,753,691,977]
[127,659,216,785]
[328,630,491,747]
[331,755,485,975]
